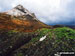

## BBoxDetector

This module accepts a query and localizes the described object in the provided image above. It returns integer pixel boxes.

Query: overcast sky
[0,0,75,25]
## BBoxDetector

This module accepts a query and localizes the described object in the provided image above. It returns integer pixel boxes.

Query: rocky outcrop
[4,5,38,20]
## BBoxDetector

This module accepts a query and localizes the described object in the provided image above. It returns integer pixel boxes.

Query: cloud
[0,7,2,11]
[0,0,75,25]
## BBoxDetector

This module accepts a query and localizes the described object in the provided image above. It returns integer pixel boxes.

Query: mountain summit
[0,5,50,32]
[4,5,38,20]
[5,5,32,16]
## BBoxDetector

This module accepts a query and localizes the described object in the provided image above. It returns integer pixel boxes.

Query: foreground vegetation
[0,27,75,56]
[11,27,75,56]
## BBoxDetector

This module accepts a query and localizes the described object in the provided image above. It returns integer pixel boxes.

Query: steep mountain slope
[0,5,50,32]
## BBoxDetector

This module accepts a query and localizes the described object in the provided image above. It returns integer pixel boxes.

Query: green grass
[30,27,75,51]
[54,27,75,39]
[10,27,75,55]
[30,28,51,43]
[31,27,75,43]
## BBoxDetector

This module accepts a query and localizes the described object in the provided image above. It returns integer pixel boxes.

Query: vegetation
[31,27,75,43]
[54,27,75,39]
[0,27,75,56]
[30,28,51,43]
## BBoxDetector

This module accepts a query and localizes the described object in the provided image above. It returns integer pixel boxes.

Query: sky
[0,0,75,25]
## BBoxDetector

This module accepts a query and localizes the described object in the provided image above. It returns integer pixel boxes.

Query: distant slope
[53,24,75,29]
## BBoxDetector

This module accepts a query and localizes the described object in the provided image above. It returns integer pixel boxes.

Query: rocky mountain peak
[14,4,24,9]
[4,5,34,17]
[14,4,29,14]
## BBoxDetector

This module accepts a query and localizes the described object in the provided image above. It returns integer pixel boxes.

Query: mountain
[0,5,51,32]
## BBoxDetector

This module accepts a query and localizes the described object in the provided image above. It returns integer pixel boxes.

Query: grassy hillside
[0,27,75,56]
[8,27,75,56]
